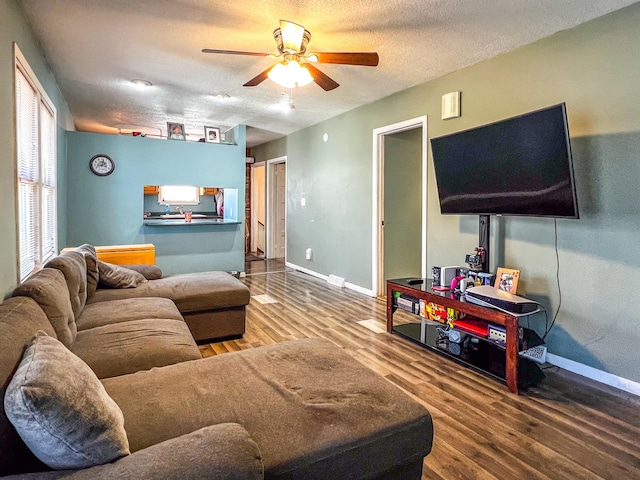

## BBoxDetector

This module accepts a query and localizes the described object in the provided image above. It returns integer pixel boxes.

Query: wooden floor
[200,262,640,480]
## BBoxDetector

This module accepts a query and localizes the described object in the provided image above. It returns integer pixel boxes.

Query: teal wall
[383,129,422,282]
[253,4,640,382]
[0,0,73,298]
[65,128,246,275]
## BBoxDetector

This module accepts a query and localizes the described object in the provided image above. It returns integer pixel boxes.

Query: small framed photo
[167,122,186,141]
[495,268,520,294]
[204,126,220,144]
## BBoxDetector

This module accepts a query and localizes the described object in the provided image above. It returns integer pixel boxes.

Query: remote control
[407,279,424,285]
[519,345,547,364]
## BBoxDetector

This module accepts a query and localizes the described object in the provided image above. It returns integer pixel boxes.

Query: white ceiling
[17,0,639,147]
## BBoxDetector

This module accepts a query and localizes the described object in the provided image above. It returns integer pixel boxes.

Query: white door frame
[371,116,428,296]
[250,161,265,253]
[266,156,287,259]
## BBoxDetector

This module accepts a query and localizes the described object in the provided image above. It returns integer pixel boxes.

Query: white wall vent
[328,274,346,288]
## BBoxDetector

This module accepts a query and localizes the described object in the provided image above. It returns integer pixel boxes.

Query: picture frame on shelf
[204,126,220,144]
[495,268,520,294]
[167,122,186,141]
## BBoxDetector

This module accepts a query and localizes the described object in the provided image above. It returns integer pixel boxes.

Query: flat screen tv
[430,103,579,218]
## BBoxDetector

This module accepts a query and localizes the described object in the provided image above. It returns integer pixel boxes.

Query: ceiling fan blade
[202,49,271,57]
[243,66,274,87]
[309,52,379,67]
[305,64,339,91]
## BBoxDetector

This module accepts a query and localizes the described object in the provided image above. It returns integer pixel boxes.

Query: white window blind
[40,103,56,263]
[15,49,57,282]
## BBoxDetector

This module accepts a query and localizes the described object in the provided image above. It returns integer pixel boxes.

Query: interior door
[382,128,422,284]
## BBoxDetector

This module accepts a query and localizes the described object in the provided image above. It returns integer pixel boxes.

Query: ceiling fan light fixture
[274,20,311,54]
[268,60,313,88]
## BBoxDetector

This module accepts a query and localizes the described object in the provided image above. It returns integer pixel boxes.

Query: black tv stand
[386,278,544,394]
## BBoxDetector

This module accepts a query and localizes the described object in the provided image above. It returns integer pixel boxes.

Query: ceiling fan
[202,20,379,91]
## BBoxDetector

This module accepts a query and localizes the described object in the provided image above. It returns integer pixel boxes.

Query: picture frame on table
[204,126,220,144]
[167,122,186,141]
[495,268,520,294]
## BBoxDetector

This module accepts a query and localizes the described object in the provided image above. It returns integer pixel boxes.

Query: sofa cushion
[0,297,56,477]
[102,338,433,479]
[77,244,99,298]
[90,271,250,313]
[77,298,183,331]
[13,269,77,347]
[4,333,130,470]
[123,264,163,280]
[44,251,88,320]
[72,319,201,378]
[98,261,148,288]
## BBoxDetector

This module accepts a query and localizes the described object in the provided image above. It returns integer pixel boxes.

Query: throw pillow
[4,332,130,470]
[122,264,163,280]
[98,261,147,288]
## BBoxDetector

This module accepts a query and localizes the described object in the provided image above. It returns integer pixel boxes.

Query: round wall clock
[89,154,115,176]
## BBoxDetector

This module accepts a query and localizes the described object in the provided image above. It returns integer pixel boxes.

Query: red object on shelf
[453,318,489,337]
[431,286,450,291]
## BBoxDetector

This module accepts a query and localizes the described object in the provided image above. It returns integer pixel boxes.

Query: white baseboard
[547,353,640,397]
[285,263,375,297]
[286,262,328,281]
[344,281,375,297]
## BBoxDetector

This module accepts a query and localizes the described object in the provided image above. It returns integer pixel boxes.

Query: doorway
[250,163,266,255]
[372,116,428,296]
[266,157,287,259]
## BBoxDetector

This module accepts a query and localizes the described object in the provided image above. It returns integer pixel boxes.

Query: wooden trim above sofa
[61,244,156,265]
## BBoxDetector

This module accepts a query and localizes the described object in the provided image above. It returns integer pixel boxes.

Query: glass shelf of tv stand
[392,317,543,389]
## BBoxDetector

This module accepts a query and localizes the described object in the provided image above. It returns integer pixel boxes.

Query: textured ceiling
[17,0,639,147]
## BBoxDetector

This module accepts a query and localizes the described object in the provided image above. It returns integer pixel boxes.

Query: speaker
[441,266,462,287]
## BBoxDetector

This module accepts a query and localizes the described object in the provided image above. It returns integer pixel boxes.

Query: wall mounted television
[430,103,579,218]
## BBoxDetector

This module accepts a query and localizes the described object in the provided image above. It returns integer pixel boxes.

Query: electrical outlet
[301,197,306,206]
[305,248,312,260]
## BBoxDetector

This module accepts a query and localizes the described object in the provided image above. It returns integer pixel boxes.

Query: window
[158,185,200,205]
[15,46,57,282]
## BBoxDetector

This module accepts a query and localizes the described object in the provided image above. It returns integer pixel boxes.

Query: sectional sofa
[0,247,433,478]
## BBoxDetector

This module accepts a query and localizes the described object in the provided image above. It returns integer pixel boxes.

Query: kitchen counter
[143,218,240,226]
